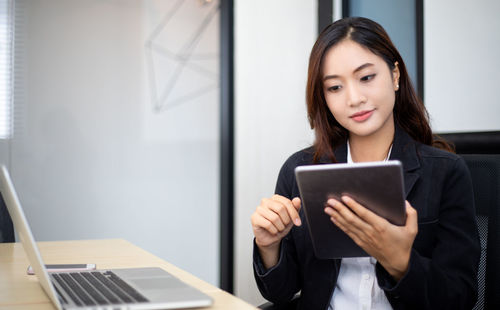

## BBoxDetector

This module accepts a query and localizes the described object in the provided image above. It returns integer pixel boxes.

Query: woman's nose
[346,83,366,107]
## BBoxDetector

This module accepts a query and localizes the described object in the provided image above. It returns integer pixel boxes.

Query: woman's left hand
[324,196,418,281]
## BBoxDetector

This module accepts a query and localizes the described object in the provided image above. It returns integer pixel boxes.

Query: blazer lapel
[314,141,348,164]
[390,126,421,198]
[403,172,419,199]
[333,142,348,163]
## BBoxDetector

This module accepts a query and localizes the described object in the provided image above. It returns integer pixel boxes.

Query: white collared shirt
[329,141,393,310]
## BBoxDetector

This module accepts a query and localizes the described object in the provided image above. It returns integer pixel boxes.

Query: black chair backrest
[0,192,15,242]
[462,154,500,310]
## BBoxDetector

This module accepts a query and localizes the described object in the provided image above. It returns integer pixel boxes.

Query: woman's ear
[393,61,400,91]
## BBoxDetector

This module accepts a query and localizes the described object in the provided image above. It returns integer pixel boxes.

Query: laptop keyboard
[52,271,149,306]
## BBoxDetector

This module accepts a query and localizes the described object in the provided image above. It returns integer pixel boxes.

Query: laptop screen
[0,165,64,310]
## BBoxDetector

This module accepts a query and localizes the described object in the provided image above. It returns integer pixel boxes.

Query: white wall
[425,0,500,132]
[234,0,316,305]
[9,0,220,285]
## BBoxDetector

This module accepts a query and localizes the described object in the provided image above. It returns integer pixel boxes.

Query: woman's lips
[350,110,374,122]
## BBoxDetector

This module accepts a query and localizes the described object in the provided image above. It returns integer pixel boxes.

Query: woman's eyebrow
[353,63,374,73]
[323,63,374,81]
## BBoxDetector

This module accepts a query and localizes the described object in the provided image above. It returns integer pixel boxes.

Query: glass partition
[7,0,220,285]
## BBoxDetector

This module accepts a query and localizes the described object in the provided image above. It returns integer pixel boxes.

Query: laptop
[295,160,406,259]
[0,165,213,310]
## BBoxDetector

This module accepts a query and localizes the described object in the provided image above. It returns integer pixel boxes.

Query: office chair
[462,154,500,310]
[0,193,15,242]
[259,155,500,310]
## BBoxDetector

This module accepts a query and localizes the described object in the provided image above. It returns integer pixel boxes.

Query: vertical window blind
[0,0,12,139]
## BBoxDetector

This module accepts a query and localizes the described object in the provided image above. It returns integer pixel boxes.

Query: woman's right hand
[251,195,302,268]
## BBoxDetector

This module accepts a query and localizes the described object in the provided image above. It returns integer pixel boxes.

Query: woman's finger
[266,198,292,227]
[340,196,388,227]
[326,198,372,232]
[251,212,278,235]
[272,195,302,226]
[405,201,418,236]
[325,205,370,243]
[256,205,286,232]
[329,214,365,247]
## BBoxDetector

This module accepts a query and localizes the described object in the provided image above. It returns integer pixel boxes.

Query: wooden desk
[0,239,256,310]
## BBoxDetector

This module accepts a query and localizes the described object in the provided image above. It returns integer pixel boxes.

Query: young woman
[251,17,480,310]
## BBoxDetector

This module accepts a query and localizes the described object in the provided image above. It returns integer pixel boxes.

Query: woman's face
[322,39,399,140]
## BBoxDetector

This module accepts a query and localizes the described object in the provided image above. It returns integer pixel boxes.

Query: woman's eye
[361,74,376,82]
[328,85,341,92]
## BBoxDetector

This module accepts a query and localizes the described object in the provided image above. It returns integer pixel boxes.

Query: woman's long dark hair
[306,17,452,162]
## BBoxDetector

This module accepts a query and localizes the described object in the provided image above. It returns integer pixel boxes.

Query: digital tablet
[295,160,406,259]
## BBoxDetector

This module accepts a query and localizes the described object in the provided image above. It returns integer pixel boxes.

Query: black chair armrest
[258,295,300,310]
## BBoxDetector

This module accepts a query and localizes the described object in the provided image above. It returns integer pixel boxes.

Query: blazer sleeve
[376,156,480,310]
[253,158,302,304]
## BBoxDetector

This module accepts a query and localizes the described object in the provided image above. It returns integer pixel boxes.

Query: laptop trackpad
[131,277,182,290]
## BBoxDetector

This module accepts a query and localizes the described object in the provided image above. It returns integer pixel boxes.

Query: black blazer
[253,127,480,310]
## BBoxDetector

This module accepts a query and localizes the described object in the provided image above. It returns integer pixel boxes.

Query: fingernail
[327,199,336,206]
[341,196,350,203]
[294,218,302,226]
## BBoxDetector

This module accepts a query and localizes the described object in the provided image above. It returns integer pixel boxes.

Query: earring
[396,84,399,90]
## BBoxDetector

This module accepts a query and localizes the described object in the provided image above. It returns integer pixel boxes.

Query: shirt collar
[346,140,393,164]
